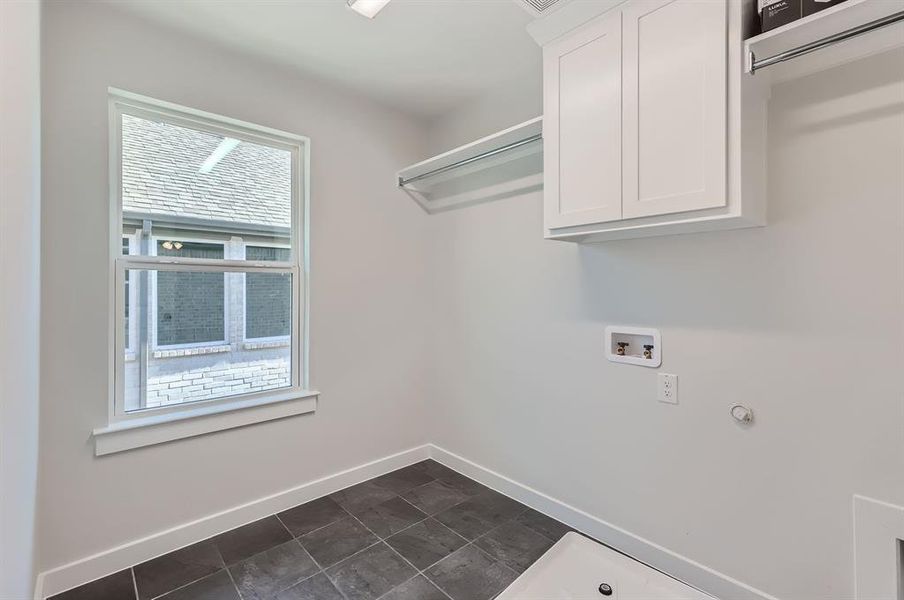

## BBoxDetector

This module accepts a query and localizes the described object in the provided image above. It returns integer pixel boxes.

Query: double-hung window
[102,89,313,454]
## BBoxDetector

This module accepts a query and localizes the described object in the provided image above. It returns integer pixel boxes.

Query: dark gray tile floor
[48,460,572,600]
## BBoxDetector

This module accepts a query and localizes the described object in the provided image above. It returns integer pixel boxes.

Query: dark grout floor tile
[515,508,573,542]
[421,464,489,497]
[273,573,345,600]
[402,480,471,516]
[426,545,518,600]
[380,575,448,600]
[299,516,379,568]
[414,460,459,481]
[325,543,417,600]
[330,481,398,515]
[356,496,427,539]
[434,490,528,541]
[385,518,467,571]
[228,539,318,600]
[473,521,555,573]
[133,540,223,600]
[48,569,136,600]
[278,496,349,538]
[156,570,240,600]
[212,516,293,566]
[368,464,435,495]
[53,462,560,600]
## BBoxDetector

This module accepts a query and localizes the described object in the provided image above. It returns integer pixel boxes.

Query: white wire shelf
[397,117,543,214]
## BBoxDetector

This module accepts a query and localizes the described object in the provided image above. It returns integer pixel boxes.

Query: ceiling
[104,0,541,121]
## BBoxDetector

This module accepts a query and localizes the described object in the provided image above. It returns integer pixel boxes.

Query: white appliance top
[496,532,714,600]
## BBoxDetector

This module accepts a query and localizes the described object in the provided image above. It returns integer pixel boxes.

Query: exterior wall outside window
[245,245,291,340]
[156,241,225,346]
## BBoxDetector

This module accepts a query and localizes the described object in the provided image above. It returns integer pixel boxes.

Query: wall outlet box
[605,326,661,368]
[658,373,678,404]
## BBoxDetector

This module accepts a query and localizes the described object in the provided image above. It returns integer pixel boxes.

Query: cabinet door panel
[622,0,727,219]
[544,11,622,230]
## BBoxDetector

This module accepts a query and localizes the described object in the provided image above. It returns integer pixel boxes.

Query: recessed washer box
[605,326,661,368]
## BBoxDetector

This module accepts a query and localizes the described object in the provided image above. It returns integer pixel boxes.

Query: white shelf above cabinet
[397,117,543,214]
[745,0,904,85]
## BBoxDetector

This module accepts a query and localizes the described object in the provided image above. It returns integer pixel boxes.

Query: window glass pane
[156,242,226,346]
[124,268,293,412]
[245,246,291,340]
[121,113,292,254]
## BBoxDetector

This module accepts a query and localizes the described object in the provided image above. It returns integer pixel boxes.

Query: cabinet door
[544,11,622,230]
[622,0,727,219]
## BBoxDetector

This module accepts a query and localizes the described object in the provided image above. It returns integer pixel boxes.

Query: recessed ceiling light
[199,138,240,174]
[347,0,391,19]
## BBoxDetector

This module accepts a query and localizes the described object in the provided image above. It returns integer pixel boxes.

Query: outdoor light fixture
[347,0,391,18]
[161,241,183,251]
[198,137,240,174]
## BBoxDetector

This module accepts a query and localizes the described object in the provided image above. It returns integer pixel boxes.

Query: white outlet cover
[658,373,678,404]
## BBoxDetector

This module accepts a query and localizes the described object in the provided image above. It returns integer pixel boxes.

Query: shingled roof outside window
[121,114,291,230]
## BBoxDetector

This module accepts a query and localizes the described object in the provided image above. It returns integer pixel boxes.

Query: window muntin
[123,236,135,354]
[112,91,306,419]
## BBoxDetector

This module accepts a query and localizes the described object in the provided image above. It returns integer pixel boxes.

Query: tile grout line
[279,499,354,540]
[342,508,456,599]
[223,568,243,600]
[342,482,528,600]
[353,486,520,600]
[130,568,139,600]
[271,513,349,600]
[146,542,229,600]
[153,518,310,600]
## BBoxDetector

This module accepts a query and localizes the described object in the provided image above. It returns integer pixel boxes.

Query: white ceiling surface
[103,0,541,120]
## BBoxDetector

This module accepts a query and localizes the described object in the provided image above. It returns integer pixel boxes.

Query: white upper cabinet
[538,0,768,242]
[544,11,622,229]
[622,0,727,219]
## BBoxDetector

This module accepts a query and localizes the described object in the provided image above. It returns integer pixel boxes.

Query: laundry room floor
[50,460,573,600]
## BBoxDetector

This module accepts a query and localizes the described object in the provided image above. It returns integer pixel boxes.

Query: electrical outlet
[658,373,678,404]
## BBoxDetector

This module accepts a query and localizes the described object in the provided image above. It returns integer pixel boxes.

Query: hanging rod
[398,133,543,187]
[749,10,904,73]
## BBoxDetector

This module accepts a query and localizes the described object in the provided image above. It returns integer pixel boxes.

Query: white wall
[427,50,904,599]
[425,65,542,155]
[35,2,904,598]
[0,1,42,597]
[38,0,431,574]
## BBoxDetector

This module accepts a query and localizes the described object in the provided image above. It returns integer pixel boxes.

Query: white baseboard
[37,443,778,600]
[36,444,431,599]
[429,444,780,600]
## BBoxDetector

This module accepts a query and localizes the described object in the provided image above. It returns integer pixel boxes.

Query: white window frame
[97,88,315,456]
[123,232,138,359]
[242,240,293,344]
[149,235,230,351]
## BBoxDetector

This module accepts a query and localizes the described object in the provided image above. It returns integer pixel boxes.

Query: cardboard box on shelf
[759,0,802,32]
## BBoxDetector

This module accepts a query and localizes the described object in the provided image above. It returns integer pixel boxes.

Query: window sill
[153,344,231,359]
[243,339,291,350]
[93,390,319,456]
